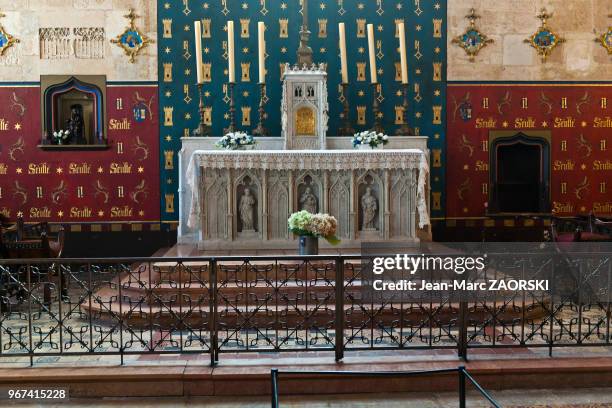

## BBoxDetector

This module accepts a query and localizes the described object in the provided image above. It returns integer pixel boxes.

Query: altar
[178,140,430,250]
[177,3,430,250]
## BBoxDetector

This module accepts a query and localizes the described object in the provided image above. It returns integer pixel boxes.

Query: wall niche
[40,75,108,150]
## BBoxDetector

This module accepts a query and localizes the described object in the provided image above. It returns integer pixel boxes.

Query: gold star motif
[203,3,209,9]
[463,164,469,170]
[165,135,172,142]
[396,3,403,10]
[17,211,23,218]
[98,210,104,217]
[164,3,170,9]
[242,47,249,53]
[358,90,365,97]
[502,121,509,128]
[434,47,441,54]
[358,3,365,9]
[224,113,230,119]
[434,3,441,9]
[358,47,365,54]
[377,68,384,75]
[377,25,383,32]
[167,178,173,184]
[416,25,422,32]
[242,2,248,9]
[14,123,21,130]
[57,211,64,217]
[138,166,144,173]
[396,90,403,97]
[138,210,145,216]
[463,207,469,213]
[185,113,192,120]
[97,166,104,173]
[242,91,249,97]
[164,47,171,54]
[184,25,190,31]
[415,69,421,75]
[320,3,326,9]
[541,121,548,127]
[580,206,587,212]
[415,112,422,118]
[281,2,287,9]
[204,47,210,54]
[581,121,588,127]
[16,167,22,174]
[165,91,172,97]
[377,112,383,118]
[281,47,287,53]
[320,47,326,53]
[581,164,587,170]
[185,69,191,75]
[56,167,63,174]
[434,90,441,97]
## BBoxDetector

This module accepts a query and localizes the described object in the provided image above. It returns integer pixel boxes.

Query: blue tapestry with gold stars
[157,0,447,222]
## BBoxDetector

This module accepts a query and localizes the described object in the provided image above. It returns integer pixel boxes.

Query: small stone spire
[297,0,313,66]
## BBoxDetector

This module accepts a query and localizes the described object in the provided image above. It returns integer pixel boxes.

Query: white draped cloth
[186,149,430,229]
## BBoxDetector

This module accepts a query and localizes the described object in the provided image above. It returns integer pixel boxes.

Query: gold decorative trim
[0,11,19,56]
[111,9,152,63]
[524,9,565,63]
[451,9,493,61]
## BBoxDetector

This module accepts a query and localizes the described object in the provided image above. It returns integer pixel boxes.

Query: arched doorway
[489,131,551,213]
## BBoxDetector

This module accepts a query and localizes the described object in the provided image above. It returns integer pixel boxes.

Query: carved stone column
[288,170,295,241]
[322,170,329,214]
[228,169,235,241]
[383,170,391,240]
[262,170,269,240]
[350,170,356,240]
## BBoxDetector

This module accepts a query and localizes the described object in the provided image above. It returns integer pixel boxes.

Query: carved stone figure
[66,104,84,144]
[361,187,378,230]
[300,187,318,214]
[239,188,256,231]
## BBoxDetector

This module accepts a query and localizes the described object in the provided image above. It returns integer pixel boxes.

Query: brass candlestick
[338,83,355,136]
[252,83,268,136]
[224,82,237,134]
[396,83,414,136]
[193,83,211,136]
[371,83,384,134]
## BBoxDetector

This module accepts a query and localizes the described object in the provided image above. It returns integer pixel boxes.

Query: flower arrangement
[352,131,389,149]
[215,132,256,150]
[52,130,71,145]
[288,210,340,245]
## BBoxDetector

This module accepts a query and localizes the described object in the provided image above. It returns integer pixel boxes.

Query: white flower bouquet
[215,132,256,150]
[352,131,389,149]
[52,130,71,145]
[288,210,340,245]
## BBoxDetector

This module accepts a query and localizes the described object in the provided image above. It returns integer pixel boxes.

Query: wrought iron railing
[270,366,502,408]
[0,252,610,366]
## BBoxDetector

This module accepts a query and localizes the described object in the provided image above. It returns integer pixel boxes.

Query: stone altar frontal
[180,149,430,250]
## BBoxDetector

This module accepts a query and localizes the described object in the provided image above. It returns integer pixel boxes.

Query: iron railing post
[271,369,279,408]
[458,272,468,360]
[209,258,218,366]
[335,257,344,362]
[459,366,466,408]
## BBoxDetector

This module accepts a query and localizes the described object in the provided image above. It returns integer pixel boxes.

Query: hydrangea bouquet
[215,132,256,150]
[352,131,389,149]
[288,210,340,245]
[52,130,71,145]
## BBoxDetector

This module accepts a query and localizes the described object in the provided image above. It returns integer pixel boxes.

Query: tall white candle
[227,20,235,83]
[258,22,266,84]
[339,23,348,84]
[367,24,377,84]
[398,22,408,84]
[194,21,204,84]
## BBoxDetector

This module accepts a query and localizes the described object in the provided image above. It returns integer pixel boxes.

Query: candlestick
[339,23,348,84]
[258,22,266,84]
[227,20,235,83]
[224,82,236,134]
[398,22,408,84]
[194,21,204,84]
[338,83,355,136]
[252,83,268,136]
[367,24,377,84]
[395,83,414,136]
[371,83,384,134]
[193,83,211,136]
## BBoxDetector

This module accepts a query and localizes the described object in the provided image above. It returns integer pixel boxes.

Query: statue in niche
[361,187,378,231]
[239,187,256,232]
[66,104,85,144]
[300,186,318,214]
